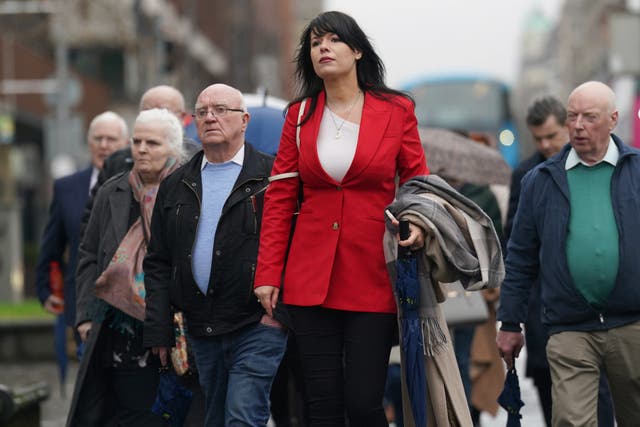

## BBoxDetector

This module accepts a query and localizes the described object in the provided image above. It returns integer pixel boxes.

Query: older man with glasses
[36,111,129,352]
[143,83,289,427]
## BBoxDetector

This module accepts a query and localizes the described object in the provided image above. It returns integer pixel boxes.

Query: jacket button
[332,222,339,230]
[215,250,222,256]
[195,215,199,220]
[188,253,192,258]
[191,182,196,187]
[336,186,342,191]
[245,187,251,193]
[206,326,212,334]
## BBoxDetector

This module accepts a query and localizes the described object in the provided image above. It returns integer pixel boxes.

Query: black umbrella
[396,220,427,427]
[152,369,193,427]
[498,364,525,427]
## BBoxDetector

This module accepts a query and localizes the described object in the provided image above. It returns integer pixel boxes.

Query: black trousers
[73,329,165,427]
[288,305,396,427]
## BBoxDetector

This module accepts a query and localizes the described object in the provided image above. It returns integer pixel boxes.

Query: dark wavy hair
[290,11,412,124]
[526,96,566,127]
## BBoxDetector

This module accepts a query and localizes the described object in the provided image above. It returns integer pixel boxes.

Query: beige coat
[470,289,505,416]
[398,302,473,427]
[385,175,504,427]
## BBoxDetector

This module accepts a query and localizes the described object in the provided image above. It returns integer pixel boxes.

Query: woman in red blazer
[254,11,428,426]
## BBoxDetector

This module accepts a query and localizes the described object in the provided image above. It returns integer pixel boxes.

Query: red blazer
[255,91,428,313]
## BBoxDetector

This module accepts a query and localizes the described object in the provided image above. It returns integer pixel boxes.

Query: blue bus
[403,75,520,168]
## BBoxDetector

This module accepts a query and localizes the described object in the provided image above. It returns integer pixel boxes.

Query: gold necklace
[327,91,361,139]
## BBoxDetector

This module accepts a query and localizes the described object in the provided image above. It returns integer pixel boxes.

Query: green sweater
[566,163,618,309]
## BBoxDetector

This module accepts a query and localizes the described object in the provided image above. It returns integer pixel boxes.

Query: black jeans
[288,305,396,427]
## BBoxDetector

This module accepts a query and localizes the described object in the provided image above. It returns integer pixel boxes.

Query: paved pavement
[1,351,545,427]
[1,360,78,427]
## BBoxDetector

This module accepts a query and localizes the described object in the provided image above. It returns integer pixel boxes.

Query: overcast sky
[323,0,565,88]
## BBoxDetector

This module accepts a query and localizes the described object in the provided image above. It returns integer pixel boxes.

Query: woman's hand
[386,210,425,250]
[152,347,169,367]
[77,321,92,342]
[399,222,425,250]
[254,285,280,317]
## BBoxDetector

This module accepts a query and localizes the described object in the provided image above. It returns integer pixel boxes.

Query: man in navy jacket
[497,81,640,426]
[35,112,128,337]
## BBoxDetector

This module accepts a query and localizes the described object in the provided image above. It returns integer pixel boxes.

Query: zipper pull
[599,313,604,324]
[250,195,258,234]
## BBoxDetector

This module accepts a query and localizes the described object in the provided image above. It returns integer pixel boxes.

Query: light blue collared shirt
[200,144,245,170]
[565,136,618,170]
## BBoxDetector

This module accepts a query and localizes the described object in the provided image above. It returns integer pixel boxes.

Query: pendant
[335,130,341,139]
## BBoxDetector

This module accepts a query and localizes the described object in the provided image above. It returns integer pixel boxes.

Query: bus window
[405,76,519,167]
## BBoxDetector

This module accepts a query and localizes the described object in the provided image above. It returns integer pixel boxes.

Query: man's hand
[496,330,525,370]
[254,285,279,317]
[43,294,64,315]
[260,314,284,328]
[77,321,92,342]
[152,347,169,367]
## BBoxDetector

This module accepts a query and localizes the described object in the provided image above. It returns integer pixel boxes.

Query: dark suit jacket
[35,167,93,326]
[503,151,547,375]
[504,151,546,243]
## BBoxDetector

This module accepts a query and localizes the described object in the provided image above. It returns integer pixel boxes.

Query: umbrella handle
[399,220,410,240]
[508,353,518,374]
[398,220,411,258]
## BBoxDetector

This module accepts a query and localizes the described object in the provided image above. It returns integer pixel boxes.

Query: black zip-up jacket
[143,143,287,348]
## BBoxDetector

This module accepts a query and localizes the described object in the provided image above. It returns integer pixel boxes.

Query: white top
[565,136,618,169]
[317,107,359,182]
[89,167,99,194]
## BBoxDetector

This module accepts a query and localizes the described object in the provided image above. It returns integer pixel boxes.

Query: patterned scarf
[95,158,180,321]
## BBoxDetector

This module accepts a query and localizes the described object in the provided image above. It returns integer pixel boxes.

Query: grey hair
[88,111,128,140]
[238,90,247,111]
[134,108,184,160]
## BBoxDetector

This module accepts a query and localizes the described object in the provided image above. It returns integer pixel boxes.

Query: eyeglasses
[192,105,245,120]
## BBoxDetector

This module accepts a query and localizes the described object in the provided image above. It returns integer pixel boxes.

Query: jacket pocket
[175,203,183,241]
[241,197,259,235]
[244,261,257,304]
[169,264,185,310]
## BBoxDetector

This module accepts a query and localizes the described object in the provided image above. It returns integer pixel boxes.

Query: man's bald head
[568,81,617,115]
[566,81,618,164]
[195,84,246,111]
[139,85,186,120]
[194,83,249,162]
